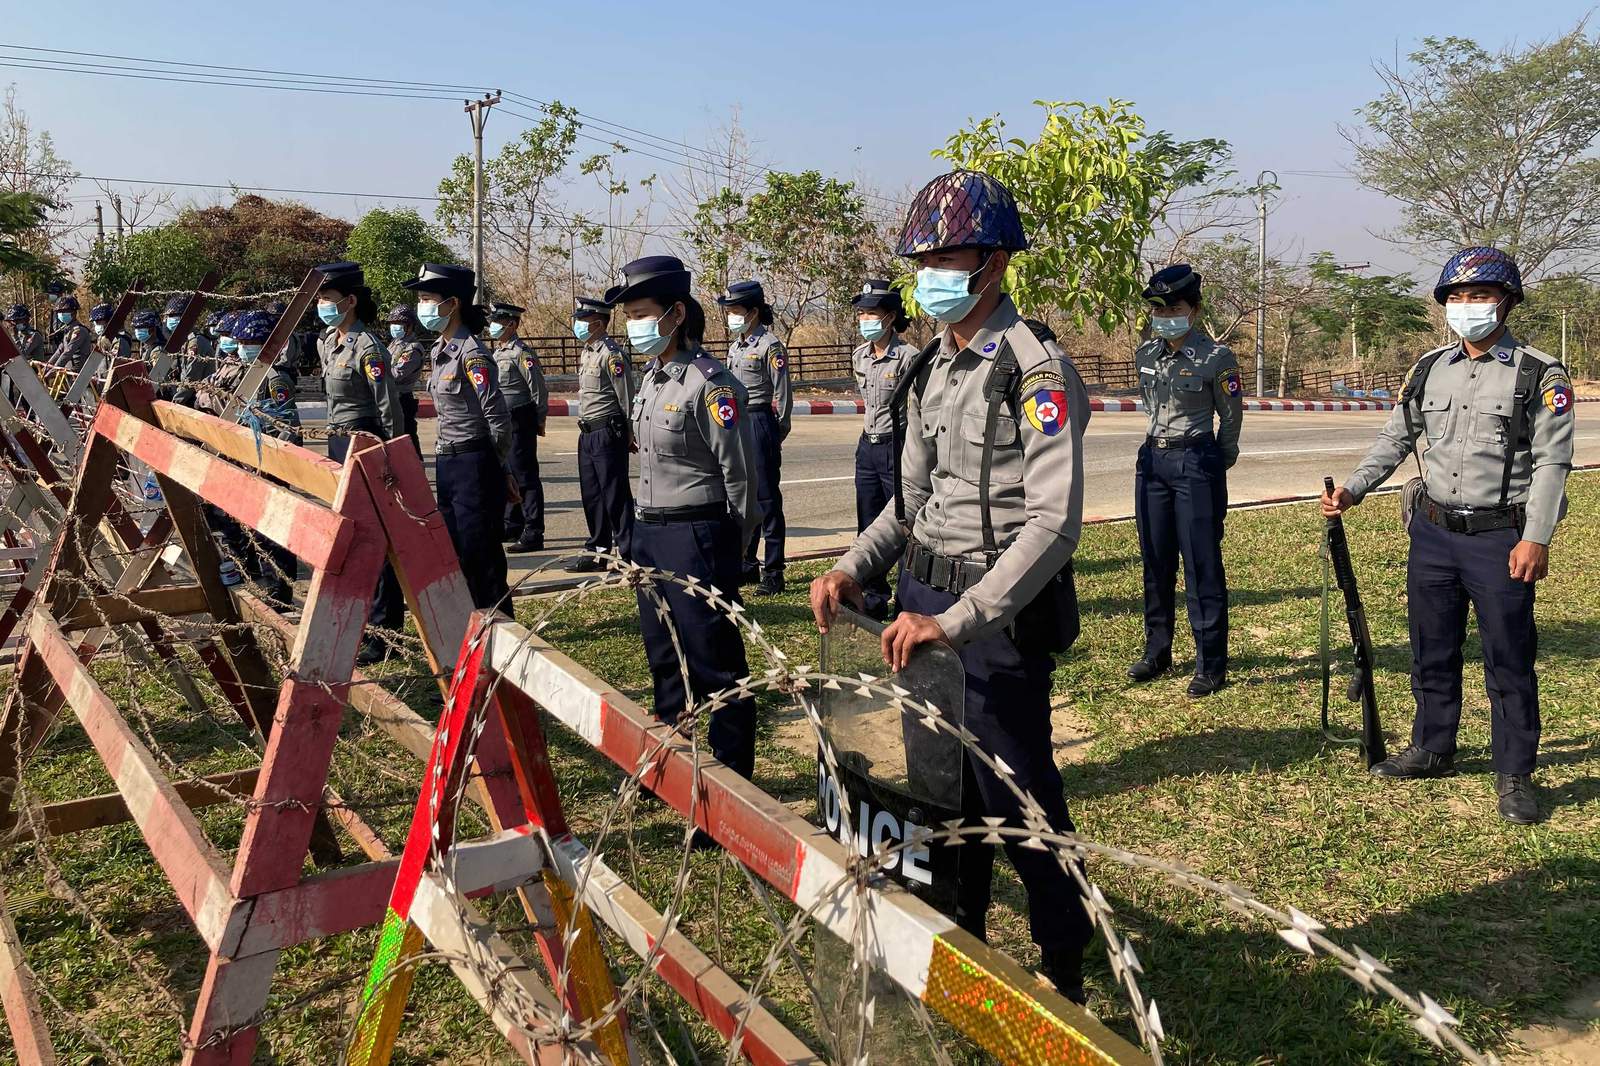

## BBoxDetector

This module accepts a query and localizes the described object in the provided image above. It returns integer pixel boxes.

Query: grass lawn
[1,474,1596,1064]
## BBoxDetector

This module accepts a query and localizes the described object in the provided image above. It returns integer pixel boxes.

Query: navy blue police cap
[604,256,691,306]
[403,263,475,301]
[233,310,276,344]
[314,261,365,292]
[1142,264,1202,307]
[386,304,416,325]
[129,309,160,329]
[573,296,612,319]
[489,302,526,319]
[162,295,189,316]
[716,279,766,308]
[89,302,115,322]
[53,295,80,313]
[6,304,30,322]
[851,279,902,311]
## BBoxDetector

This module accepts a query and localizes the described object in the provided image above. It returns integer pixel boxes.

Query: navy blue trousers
[743,411,785,576]
[502,404,544,543]
[899,573,1092,956]
[329,428,405,630]
[437,447,509,610]
[854,434,896,617]
[1407,516,1540,773]
[399,392,420,454]
[1134,439,1229,673]
[579,420,634,557]
[633,515,756,777]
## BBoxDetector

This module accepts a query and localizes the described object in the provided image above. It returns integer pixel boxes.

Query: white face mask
[1151,314,1191,340]
[1445,299,1503,343]
[726,313,747,335]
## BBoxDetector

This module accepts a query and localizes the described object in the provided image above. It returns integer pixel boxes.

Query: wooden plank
[219,268,325,423]
[0,880,57,1065]
[150,400,341,504]
[4,769,259,840]
[27,611,245,954]
[55,584,212,631]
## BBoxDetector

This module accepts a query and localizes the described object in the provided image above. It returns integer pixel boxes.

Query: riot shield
[813,607,966,1062]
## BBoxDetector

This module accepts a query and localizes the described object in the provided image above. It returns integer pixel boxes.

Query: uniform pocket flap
[1173,375,1207,393]
[961,411,1018,447]
[1420,392,1452,412]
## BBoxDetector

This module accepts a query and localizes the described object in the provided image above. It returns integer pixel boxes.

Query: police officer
[1324,247,1574,825]
[385,305,428,451]
[89,302,132,366]
[718,280,792,596]
[810,171,1092,1000]
[404,264,515,609]
[4,305,43,364]
[850,279,919,620]
[609,255,759,781]
[49,295,93,374]
[572,295,636,571]
[129,310,164,365]
[163,297,216,408]
[202,310,301,605]
[315,262,405,663]
[1127,265,1244,696]
[488,303,548,553]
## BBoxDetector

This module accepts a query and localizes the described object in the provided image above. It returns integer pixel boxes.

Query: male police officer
[1324,247,1574,825]
[719,280,792,595]
[386,304,428,451]
[488,303,548,552]
[89,302,131,365]
[164,296,216,408]
[573,295,635,570]
[810,171,1092,1000]
[850,279,919,620]
[4,305,43,364]
[49,295,93,373]
[1128,265,1244,695]
[129,310,163,365]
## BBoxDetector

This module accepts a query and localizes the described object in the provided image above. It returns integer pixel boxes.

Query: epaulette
[691,354,724,380]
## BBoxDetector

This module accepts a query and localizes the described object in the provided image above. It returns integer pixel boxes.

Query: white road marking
[785,475,856,485]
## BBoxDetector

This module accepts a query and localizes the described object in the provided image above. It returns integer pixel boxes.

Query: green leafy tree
[1,87,74,305]
[436,101,588,302]
[0,190,65,291]
[1517,276,1600,377]
[1348,25,1600,277]
[82,223,210,299]
[347,207,457,311]
[177,195,351,294]
[1306,254,1432,373]
[931,100,1232,332]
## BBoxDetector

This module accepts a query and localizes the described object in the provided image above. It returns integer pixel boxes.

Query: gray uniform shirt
[7,325,42,363]
[836,296,1090,646]
[179,332,216,387]
[1135,331,1245,465]
[852,334,919,437]
[494,337,548,422]
[50,322,91,371]
[631,347,759,545]
[388,336,428,395]
[96,331,132,364]
[1345,334,1575,545]
[429,330,512,463]
[319,322,402,439]
[578,336,635,431]
[725,326,793,438]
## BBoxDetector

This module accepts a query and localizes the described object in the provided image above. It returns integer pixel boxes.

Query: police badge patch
[706,384,738,429]
[1544,380,1573,415]
[466,357,490,392]
[608,354,626,378]
[1223,368,1243,396]
[1021,369,1069,437]
[769,349,786,372]
[363,355,385,382]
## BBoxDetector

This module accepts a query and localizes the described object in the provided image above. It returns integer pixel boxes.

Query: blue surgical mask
[164,316,182,333]
[858,317,886,342]
[1445,299,1502,343]
[239,344,263,363]
[389,324,405,339]
[134,328,152,343]
[626,311,674,357]
[55,311,72,324]
[416,301,449,333]
[914,265,982,323]
[219,337,239,353]
[1151,314,1190,340]
[316,300,344,326]
[726,313,747,335]
[488,322,506,339]
[573,319,592,341]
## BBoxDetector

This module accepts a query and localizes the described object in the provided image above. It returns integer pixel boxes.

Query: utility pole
[463,90,503,304]
[1328,262,1370,375]
[1254,170,1276,396]
[112,195,124,245]
[94,202,105,245]
[1561,309,1569,363]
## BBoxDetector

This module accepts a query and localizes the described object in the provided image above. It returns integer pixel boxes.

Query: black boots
[1126,649,1172,682]
[1369,744,1456,779]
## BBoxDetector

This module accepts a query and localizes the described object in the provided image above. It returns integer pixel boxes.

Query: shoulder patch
[607,353,626,378]
[769,342,787,372]
[1542,373,1574,415]
[1222,367,1243,396]
[465,354,492,392]
[705,383,739,429]
[1020,367,1066,397]
[362,351,385,382]
[1022,382,1069,437]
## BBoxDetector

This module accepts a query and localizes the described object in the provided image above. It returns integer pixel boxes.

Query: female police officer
[1128,265,1243,696]
[850,279,919,620]
[609,255,759,779]
[315,262,405,663]
[718,280,792,596]
[386,304,428,452]
[810,172,1092,1001]
[403,264,515,610]
[487,302,549,553]
[573,295,635,570]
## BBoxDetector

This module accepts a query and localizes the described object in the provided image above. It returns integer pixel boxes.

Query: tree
[347,207,457,311]
[932,99,1231,333]
[1517,276,1600,377]
[1306,255,1432,374]
[0,191,66,292]
[669,111,761,296]
[82,224,210,299]
[436,101,587,304]
[1347,24,1600,278]
[178,195,352,294]
[0,86,74,304]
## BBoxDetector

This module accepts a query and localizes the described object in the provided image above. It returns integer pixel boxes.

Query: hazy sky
[4,0,1594,286]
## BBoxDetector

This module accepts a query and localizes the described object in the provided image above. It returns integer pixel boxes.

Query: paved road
[306,404,1600,579]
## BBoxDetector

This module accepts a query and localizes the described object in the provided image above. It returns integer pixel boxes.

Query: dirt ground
[1510,981,1600,1064]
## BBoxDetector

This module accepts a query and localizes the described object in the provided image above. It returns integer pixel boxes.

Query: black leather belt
[1146,434,1213,451]
[904,541,990,595]
[438,437,490,456]
[634,502,730,524]
[579,415,624,434]
[862,431,893,445]
[1419,492,1522,534]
